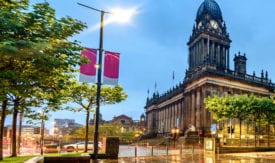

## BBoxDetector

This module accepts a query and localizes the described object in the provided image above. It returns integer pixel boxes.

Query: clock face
[210,20,218,29]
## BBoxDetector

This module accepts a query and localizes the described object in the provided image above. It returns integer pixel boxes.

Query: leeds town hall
[145,0,275,137]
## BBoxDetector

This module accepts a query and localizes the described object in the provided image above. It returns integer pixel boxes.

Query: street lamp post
[171,127,179,148]
[78,3,136,159]
[77,3,109,159]
[93,9,104,159]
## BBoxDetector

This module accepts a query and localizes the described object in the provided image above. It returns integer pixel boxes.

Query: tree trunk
[239,119,242,146]
[17,111,23,155]
[84,109,90,152]
[254,120,257,147]
[0,100,8,161]
[41,118,45,155]
[11,98,19,157]
[267,124,270,147]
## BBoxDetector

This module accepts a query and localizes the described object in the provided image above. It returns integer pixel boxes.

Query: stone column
[179,100,183,130]
[196,89,201,128]
[217,44,220,66]
[171,104,174,128]
[202,85,207,129]
[158,110,161,133]
[191,91,195,126]
[226,48,229,69]
[168,106,171,132]
[176,102,179,127]
[165,107,168,133]
[200,39,204,65]
[221,46,224,68]
[212,41,215,64]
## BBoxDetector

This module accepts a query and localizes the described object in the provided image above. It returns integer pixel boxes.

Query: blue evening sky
[6,0,275,130]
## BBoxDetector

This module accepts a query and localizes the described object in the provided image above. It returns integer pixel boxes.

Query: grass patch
[0,153,84,163]
[0,156,33,163]
[44,152,83,157]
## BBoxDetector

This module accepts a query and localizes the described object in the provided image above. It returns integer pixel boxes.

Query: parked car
[63,141,102,152]
[44,144,59,153]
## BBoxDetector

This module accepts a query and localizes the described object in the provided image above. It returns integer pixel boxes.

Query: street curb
[24,156,43,163]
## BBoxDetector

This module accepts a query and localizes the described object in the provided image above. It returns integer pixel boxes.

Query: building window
[120,120,125,125]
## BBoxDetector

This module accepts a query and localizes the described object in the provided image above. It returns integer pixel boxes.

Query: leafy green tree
[0,1,86,158]
[204,95,234,121]
[251,96,275,146]
[68,82,127,152]
[229,95,249,145]
[69,122,139,145]
[99,123,123,139]
[205,95,236,143]
[205,94,275,146]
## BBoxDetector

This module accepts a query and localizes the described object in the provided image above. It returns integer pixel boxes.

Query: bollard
[151,146,153,156]
[135,145,137,157]
[166,146,169,155]
[192,144,194,155]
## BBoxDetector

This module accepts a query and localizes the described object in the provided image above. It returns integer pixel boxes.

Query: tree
[205,95,237,143]
[204,95,234,121]
[69,122,139,145]
[251,96,275,146]
[68,82,127,152]
[205,94,275,146]
[230,95,252,145]
[0,1,86,158]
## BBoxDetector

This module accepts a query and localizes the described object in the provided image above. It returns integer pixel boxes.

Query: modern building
[3,125,49,148]
[54,118,82,136]
[145,0,275,137]
[4,125,49,136]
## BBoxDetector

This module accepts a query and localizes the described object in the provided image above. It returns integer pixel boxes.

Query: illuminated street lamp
[171,127,180,148]
[77,3,136,159]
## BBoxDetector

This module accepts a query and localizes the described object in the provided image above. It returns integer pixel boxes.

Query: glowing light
[94,64,100,69]
[109,7,138,24]
[87,7,138,32]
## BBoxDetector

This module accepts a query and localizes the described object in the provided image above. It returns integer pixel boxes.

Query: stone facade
[145,0,275,136]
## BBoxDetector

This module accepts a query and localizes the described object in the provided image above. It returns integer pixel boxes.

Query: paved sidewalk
[90,152,275,163]
[91,154,203,163]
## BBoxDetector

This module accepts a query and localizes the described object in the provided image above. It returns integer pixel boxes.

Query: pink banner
[103,51,120,85]
[79,48,97,83]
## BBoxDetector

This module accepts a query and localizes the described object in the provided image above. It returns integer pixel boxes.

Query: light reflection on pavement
[91,153,275,163]
[118,145,202,157]
[4,145,275,162]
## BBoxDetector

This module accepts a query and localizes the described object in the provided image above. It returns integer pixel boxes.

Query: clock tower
[145,0,275,137]
[186,0,231,78]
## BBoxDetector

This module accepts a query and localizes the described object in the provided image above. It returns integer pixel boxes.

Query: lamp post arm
[77,3,110,14]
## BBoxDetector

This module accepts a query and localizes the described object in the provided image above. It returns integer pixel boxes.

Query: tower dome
[196,0,223,22]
